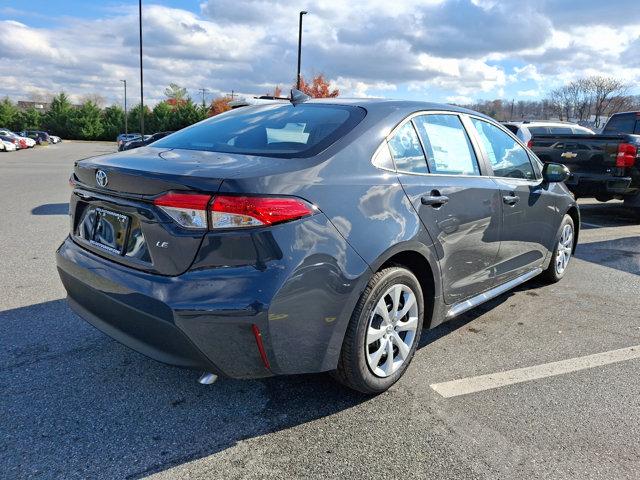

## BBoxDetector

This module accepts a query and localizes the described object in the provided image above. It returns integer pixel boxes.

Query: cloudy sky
[1,0,639,106]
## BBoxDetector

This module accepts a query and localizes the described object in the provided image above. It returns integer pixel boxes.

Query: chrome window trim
[384,110,487,177]
[466,114,542,181]
[373,108,544,182]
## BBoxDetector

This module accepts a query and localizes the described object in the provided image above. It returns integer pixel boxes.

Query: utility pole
[138,0,144,136]
[120,80,128,135]
[510,99,515,121]
[198,88,208,108]
[296,11,308,90]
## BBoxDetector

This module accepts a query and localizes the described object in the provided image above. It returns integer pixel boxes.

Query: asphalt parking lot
[1,143,639,479]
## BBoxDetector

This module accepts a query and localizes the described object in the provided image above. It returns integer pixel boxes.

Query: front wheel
[543,214,575,283]
[333,266,424,394]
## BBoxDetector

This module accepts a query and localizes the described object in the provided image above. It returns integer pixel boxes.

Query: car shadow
[575,236,640,276]
[31,203,69,216]
[578,201,638,229]
[0,299,370,479]
[416,277,543,349]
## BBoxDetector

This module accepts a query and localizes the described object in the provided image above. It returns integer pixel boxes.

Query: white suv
[503,121,594,147]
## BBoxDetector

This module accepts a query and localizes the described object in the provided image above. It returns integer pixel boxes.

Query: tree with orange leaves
[296,74,339,98]
[208,96,233,116]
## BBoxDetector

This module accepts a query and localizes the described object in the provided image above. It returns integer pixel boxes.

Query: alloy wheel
[365,284,419,377]
[555,223,573,275]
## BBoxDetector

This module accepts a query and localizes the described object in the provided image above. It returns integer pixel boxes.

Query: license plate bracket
[90,207,130,255]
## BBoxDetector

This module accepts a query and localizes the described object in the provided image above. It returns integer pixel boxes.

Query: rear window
[153,103,366,158]
[603,114,636,134]
[528,126,550,135]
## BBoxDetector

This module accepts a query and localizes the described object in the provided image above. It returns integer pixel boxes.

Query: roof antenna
[290,88,310,106]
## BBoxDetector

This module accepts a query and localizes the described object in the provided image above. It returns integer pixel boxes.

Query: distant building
[17,100,83,112]
[17,101,50,112]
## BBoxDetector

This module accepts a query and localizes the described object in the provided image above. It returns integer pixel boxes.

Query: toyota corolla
[57,95,578,393]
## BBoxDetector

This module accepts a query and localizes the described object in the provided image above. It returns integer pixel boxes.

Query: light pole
[296,11,308,90]
[138,0,144,136]
[120,79,128,135]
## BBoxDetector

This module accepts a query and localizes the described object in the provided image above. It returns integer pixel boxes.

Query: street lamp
[120,79,128,135]
[138,0,144,136]
[296,11,308,90]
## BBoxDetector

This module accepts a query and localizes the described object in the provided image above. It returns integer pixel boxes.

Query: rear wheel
[543,214,575,283]
[333,266,424,394]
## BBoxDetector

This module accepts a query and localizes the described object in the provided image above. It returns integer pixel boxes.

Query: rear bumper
[56,215,370,379]
[566,173,632,196]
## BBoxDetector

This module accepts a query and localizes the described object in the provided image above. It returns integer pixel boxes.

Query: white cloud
[509,65,542,83]
[0,0,639,106]
[517,89,540,97]
[446,95,474,105]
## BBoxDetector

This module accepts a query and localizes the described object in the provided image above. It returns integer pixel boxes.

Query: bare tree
[588,76,629,127]
[80,93,106,107]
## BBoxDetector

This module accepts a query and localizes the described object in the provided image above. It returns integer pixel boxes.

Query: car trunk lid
[70,147,296,276]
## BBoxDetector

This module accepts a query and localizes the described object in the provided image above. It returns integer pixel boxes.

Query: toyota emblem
[95,170,108,188]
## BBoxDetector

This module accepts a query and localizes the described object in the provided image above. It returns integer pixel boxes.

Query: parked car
[503,121,595,147]
[0,137,17,152]
[19,130,50,145]
[49,134,62,144]
[57,98,579,393]
[16,133,36,148]
[117,133,142,150]
[0,129,30,149]
[121,131,175,151]
[513,114,640,209]
[0,134,20,150]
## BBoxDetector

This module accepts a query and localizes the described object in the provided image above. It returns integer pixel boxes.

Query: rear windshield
[153,103,366,158]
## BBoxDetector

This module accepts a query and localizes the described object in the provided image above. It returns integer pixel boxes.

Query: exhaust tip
[197,372,218,385]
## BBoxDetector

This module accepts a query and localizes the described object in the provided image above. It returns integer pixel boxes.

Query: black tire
[333,266,425,394]
[542,214,575,283]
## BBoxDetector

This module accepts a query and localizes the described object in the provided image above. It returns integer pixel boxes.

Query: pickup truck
[507,113,640,211]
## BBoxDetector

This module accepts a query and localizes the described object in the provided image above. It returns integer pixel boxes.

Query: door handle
[421,192,449,207]
[503,194,520,206]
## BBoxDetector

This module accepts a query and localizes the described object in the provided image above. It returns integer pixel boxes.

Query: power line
[198,88,208,108]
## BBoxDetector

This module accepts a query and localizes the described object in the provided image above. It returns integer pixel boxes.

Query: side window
[412,114,480,175]
[528,126,550,135]
[471,118,535,180]
[387,121,428,174]
[549,126,573,134]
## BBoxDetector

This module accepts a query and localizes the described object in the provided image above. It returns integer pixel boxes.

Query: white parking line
[430,345,640,398]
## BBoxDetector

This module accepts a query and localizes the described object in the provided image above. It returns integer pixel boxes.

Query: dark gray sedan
[57,97,578,393]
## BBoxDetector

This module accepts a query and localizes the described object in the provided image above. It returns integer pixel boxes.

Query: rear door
[467,117,557,282]
[390,112,503,305]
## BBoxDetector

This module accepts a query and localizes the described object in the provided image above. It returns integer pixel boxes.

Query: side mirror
[542,162,570,183]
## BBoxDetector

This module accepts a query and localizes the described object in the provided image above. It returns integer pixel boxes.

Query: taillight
[527,139,534,149]
[154,192,211,229]
[616,143,637,168]
[210,195,315,229]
